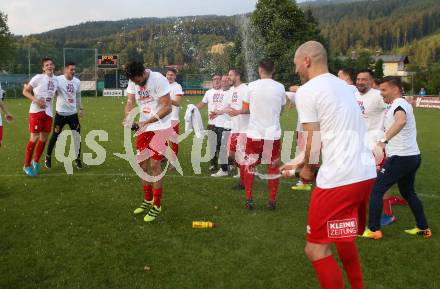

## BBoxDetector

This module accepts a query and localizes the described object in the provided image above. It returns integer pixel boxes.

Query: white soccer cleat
[211,169,229,177]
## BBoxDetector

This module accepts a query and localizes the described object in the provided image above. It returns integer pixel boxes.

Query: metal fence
[0,47,210,98]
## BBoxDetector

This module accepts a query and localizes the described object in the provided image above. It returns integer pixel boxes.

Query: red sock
[143,185,153,201]
[383,197,393,216]
[239,165,245,186]
[390,196,407,205]
[336,242,364,289]
[243,165,254,200]
[267,164,279,201]
[24,141,36,167]
[153,188,162,208]
[312,255,344,289]
[33,140,46,163]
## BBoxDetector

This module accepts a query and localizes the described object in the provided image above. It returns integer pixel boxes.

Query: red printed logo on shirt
[137,86,153,100]
[327,218,358,238]
[232,92,239,103]
[357,100,366,116]
[67,83,75,94]
[48,80,55,93]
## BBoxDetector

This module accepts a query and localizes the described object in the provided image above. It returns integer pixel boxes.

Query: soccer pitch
[0,97,438,289]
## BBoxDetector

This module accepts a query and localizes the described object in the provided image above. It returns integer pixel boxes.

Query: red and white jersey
[230,83,249,133]
[244,79,286,140]
[126,70,171,131]
[169,81,184,121]
[202,88,221,125]
[356,88,387,147]
[28,74,58,117]
[55,75,81,116]
[296,73,376,189]
[212,89,232,129]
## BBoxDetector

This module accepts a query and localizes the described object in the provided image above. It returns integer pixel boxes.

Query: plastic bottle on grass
[192,221,216,229]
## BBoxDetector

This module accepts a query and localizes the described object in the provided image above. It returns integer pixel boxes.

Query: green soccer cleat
[31,160,40,175]
[404,227,432,238]
[144,205,162,222]
[133,199,154,215]
[361,228,383,240]
[291,183,312,191]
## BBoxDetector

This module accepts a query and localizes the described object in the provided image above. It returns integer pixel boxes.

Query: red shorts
[228,133,247,154]
[29,111,52,133]
[295,130,306,152]
[245,138,281,166]
[170,121,180,156]
[307,179,375,244]
[0,125,3,145]
[136,128,173,161]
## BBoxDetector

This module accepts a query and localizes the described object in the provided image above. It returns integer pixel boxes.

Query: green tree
[427,63,440,95]
[374,59,384,78]
[251,0,321,86]
[0,11,15,71]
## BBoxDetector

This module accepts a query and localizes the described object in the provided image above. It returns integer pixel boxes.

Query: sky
[0,0,269,35]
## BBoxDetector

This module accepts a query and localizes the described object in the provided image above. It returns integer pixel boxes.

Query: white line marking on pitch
[2,174,438,196]
[0,172,298,184]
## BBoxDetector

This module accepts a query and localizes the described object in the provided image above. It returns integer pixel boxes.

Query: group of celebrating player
[16,57,84,177]
[121,40,431,289]
[2,39,432,289]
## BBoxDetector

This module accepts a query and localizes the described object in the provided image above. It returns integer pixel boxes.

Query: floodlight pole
[95,48,98,97]
[27,47,31,79]
[63,47,66,68]
[62,47,99,96]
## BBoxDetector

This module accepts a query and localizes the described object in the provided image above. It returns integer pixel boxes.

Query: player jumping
[22,57,58,176]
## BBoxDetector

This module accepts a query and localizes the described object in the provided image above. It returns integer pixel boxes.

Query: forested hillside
[307,0,440,59]
[3,0,440,76]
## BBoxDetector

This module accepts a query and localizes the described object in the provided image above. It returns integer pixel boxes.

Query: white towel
[184,104,204,138]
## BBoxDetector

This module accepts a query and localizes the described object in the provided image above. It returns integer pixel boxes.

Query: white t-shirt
[356,88,387,146]
[296,73,376,189]
[230,83,250,133]
[55,75,81,116]
[202,88,221,125]
[244,79,286,140]
[28,74,58,117]
[169,81,184,122]
[126,70,172,131]
[286,91,302,132]
[349,85,358,96]
[384,98,420,157]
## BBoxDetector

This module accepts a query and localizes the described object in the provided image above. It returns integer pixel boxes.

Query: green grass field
[0,97,439,289]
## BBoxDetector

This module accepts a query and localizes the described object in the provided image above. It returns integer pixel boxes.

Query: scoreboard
[97,54,119,69]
